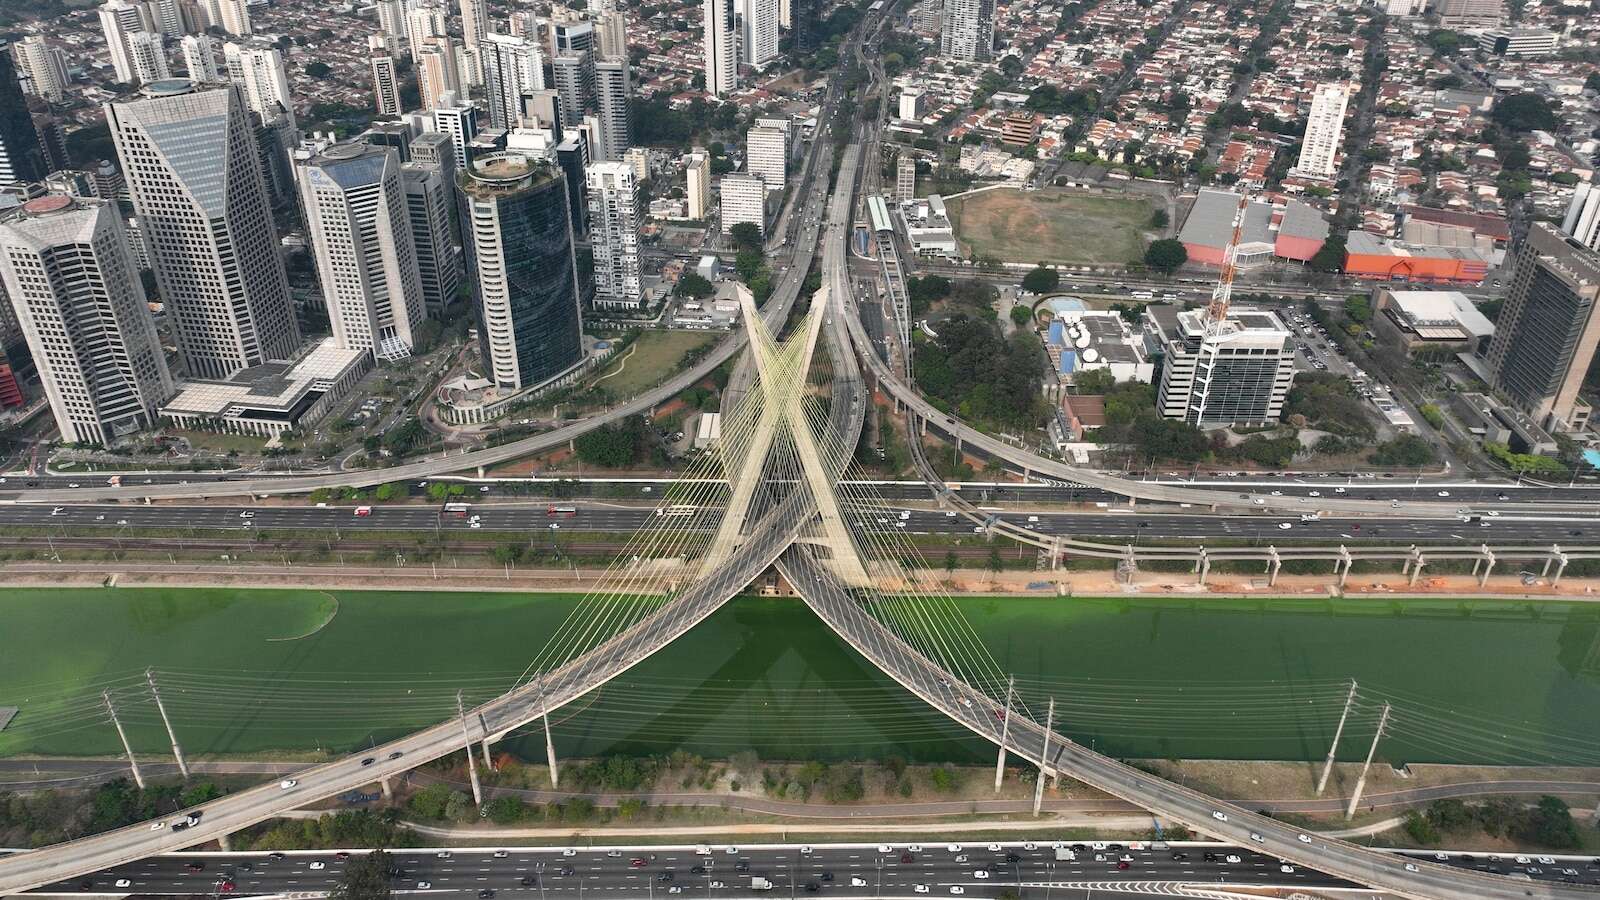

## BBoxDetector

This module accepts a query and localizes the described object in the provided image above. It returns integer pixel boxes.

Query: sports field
[3,589,1598,766]
[944,188,1153,266]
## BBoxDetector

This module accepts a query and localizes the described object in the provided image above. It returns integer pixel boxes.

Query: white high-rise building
[596,0,627,59]
[551,53,589,132]
[98,0,151,84]
[401,162,460,316]
[939,0,993,60]
[481,32,546,130]
[217,0,251,35]
[432,92,477,154]
[16,37,68,102]
[108,80,299,379]
[225,42,296,129]
[1293,82,1349,179]
[406,1,448,67]
[416,37,461,111]
[127,31,172,84]
[746,125,785,191]
[370,37,403,116]
[1144,304,1296,426]
[296,142,426,361]
[718,172,764,235]
[896,154,916,202]
[779,0,790,29]
[593,57,630,162]
[586,161,642,309]
[737,0,778,67]
[375,0,407,53]
[684,151,710,221]
[459,0,488,50]
[180,34,220,81]
[703,0,737,98]
[0,195,174,445]
[1562,180,1600,252]
[150,0,185,36]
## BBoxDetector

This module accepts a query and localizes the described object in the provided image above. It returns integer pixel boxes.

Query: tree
[734,249,764,282]
[943,550,958,577]
[330,849,391,900]
[1403,810,1440,845]
[1514,796,1579,849]
[1343,294,1372,323]
[1310,235,1346,273]
[1490,93,1558,133]
[676,272,714,299]
[1150,208,1169,229]
[1369,434,1436,467]
[304,61,331,78]
[574,419,647,468]
[1143,239,1187,275]
[729,221,763,251]
[1009,305,1034,328]
[1020,265,1058,294]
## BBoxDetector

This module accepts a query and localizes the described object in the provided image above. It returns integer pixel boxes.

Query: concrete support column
[994,677,1014,793]
[1267,547,1281,586]
[1543,546,1560,577]
[456,691,483,807]
[1050,537,1062,571]
[1197,552,1210,586]
[477,465,486,479]
[380,776,394,800]
[1337,547,1353,588]
[1554,554,1570,586]
[1032,698,1054,816]
[1408,552,1425,587]
[1478,547,1495,588]
[217,834,231,851]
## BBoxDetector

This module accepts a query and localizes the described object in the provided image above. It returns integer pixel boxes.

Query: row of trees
[913,314,1047,429]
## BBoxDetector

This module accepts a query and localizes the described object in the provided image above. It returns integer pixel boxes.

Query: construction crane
[1204,191,1252,336]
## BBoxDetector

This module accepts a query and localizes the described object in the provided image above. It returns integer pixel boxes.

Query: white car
[1279,864,1294,874]
[850,877,868,887]
[1297,834,1312,844]
[1437,491,1450,497]
[1225,855,1241,864]
[878,845,894,854]
[950,888,965,896]
[437,852,452,859]
[1307,491,1321,497]
[563,849,578,857]
[973,871,990,879]
[726,847,739,854]
[668,888,683,894]
[239,511,254,518]
[497,850,512,858]
[1022,842,1036,851]
[1278,522,1293,530]
[987,844,1001,852]
[309,862,326,870]
[946,844,961,853]
[1249,833,1264,844]
[907,845,922,853]
[1537,857,1556,865]
[1404,864,1419,873]
[550,523,560,529]
[150,822,165,830]
[419,882,432,889]
[913,886,929,894]
[115,879,132,888]
[279,779,297,789]
[1211,811,1228,822]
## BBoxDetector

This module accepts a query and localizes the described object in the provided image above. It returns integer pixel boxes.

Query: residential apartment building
[719,173,765,235]
[685,151,711,221]
[704,0,738,98]
[939,0,993,61]
[746,125,785,191]
[586,161,642,309]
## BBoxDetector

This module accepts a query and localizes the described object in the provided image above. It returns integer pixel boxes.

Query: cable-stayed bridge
[1,142,1595,900]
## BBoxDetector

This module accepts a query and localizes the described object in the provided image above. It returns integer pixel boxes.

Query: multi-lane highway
[6,500,1599,544]
[25,842,1356,896]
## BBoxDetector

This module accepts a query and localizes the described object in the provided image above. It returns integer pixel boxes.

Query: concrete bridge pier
[1476,546,1495,587]
[1336,546,1353,588]
[380,776,394,800]
[1407,549,1426,587]
[1266,546,1281,586]
[217,834,230,851]
[1552,550,1570,585]
[1195,550,1209,585]
[1049,537,1062,571]
[477,465,486,479]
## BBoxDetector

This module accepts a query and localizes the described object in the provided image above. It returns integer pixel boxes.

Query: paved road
[10,501,1600,545]
[22,841,1353,896]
